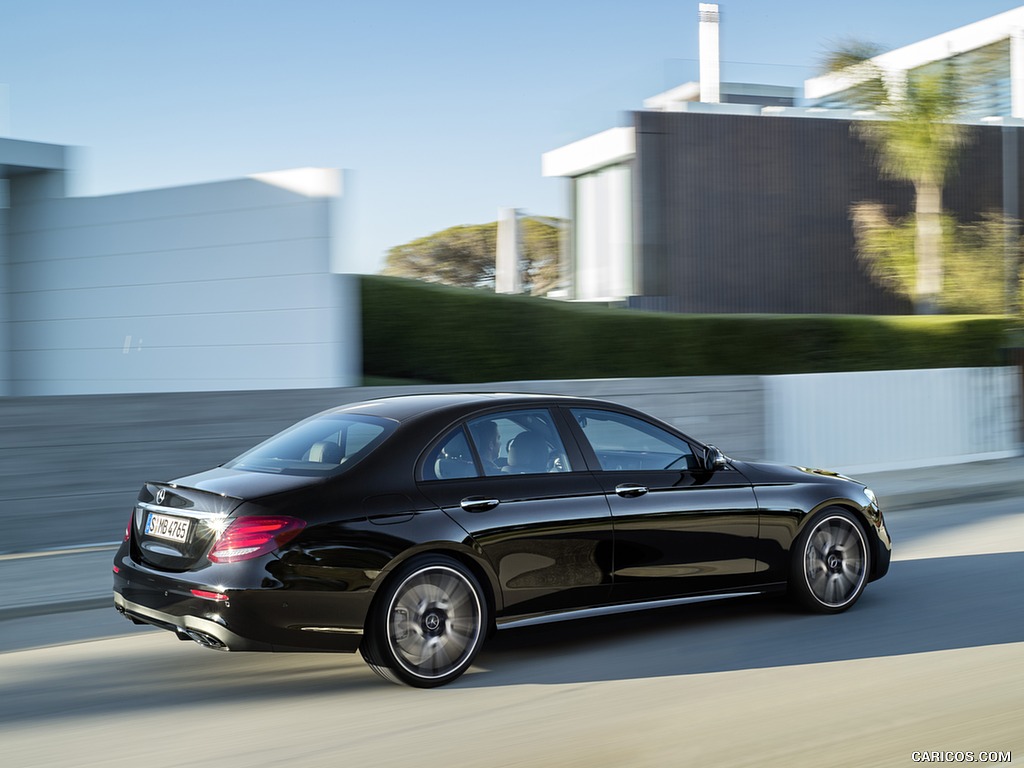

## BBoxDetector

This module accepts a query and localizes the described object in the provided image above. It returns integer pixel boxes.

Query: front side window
[225,414,396,476]
[570,408,696,472]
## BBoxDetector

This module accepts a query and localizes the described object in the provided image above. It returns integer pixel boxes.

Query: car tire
[789,507,870,614]
[360,555,488,688]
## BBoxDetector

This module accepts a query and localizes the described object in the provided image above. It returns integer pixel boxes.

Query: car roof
[325,392,606,422]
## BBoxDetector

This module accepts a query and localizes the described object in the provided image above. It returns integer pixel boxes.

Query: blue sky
[2,1,1022,272]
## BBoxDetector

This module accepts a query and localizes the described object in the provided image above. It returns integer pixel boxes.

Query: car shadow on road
[459,550,1024,688]
[0,637,383,726]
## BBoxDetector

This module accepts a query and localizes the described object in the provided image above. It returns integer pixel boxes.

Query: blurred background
[0,2,1022,764]
[2,1,1022,485]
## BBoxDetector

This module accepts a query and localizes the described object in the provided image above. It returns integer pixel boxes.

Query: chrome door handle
[614,484,648,498]
[460,497,500,512]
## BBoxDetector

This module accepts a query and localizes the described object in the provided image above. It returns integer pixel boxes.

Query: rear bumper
[114,592,273,651]
[112,551,367,653]
[112,588,364,653]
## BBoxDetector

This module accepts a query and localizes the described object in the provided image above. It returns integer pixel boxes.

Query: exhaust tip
[116,605,147,626]
[182,629,227,649]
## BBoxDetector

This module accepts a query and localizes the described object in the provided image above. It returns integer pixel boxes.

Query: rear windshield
[224,413,397,476]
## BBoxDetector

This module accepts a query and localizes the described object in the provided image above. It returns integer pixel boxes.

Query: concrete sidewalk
[2,457,1022,622]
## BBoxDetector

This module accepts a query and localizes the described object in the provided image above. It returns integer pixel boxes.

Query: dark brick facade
[629,110,1022,314]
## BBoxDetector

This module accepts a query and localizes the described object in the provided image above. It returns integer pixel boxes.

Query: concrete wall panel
[8,238,328,291]
[4,170,356,395]
[10,273,337,321]
[765,367,1021,472]
[13,307,338,349]
[0,375,763,552]
[7,175,332,231]
[9,202,328,262]
[1,369,1017,553]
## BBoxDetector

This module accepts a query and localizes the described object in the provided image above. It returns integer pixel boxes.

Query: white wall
[5,168,359,395]
[574,163,633,301]
[765,367,1022,473]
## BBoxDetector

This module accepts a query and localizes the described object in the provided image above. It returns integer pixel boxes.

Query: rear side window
[467,410,573,475]
[225,414,396,475]
[422,408,573,480]
[422,427,480,481]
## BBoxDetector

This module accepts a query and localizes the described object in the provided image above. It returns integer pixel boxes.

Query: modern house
[543,4,1024,314]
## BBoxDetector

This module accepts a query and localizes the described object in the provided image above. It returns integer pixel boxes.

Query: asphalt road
[1,498,1021,768]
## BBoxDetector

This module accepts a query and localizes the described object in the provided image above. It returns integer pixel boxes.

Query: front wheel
[789,508,870,613]
[360,555,488,688]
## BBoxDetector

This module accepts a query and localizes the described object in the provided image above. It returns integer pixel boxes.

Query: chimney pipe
[699,3,720,103]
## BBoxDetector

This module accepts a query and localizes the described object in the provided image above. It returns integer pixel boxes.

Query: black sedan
[113,393,891,687]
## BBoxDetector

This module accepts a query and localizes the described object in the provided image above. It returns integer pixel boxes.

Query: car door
[563,406,760,601]
[417,407,614,618]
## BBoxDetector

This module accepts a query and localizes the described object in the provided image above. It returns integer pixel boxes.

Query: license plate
[145,512,191,543]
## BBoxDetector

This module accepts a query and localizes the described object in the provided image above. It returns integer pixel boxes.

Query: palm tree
[824,44,969,314]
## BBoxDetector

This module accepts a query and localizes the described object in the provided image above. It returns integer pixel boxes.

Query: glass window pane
[423,427,479,481]
[344,422,383,454]
[467,409,572,475]
[225,414,395,476]
[570,408,695,472]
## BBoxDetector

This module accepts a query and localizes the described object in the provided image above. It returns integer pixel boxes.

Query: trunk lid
[130,468,321,571]
[131,481,243,571]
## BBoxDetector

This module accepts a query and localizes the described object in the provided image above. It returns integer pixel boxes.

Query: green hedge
[361,275,1017,383]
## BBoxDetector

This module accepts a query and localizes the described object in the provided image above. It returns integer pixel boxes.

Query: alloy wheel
[802,514,868,609]
[385,564,483,682]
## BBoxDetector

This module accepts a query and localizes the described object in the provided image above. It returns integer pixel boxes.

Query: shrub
[361,276,1014,383]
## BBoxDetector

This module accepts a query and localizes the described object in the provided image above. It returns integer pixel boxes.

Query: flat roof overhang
[542,127,636,178]
[0,137,69,178]
[805,6,1024,100]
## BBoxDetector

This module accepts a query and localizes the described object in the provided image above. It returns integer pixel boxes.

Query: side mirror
[703,445,728,471]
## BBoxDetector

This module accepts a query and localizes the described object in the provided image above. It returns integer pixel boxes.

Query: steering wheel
[546,440,570,473]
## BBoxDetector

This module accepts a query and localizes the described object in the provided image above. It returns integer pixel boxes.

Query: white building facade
[544,5,1024,309]
[0,138,359,396]
[805,6,1024,119]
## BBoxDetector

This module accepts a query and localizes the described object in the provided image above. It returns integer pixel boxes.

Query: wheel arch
[797,499,884,580]
[363,542,500,634]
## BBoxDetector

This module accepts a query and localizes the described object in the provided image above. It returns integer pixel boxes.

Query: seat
[434,457,476,479]
[307,440,344,464]
[503,431,550,474]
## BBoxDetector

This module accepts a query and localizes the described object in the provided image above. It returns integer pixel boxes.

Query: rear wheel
[790,508,869,613]
[360,555,487,688]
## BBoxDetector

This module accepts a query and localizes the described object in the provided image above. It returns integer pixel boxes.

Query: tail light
[208,516,305,563]
[124,508,135,541]
[191,589,229,601]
